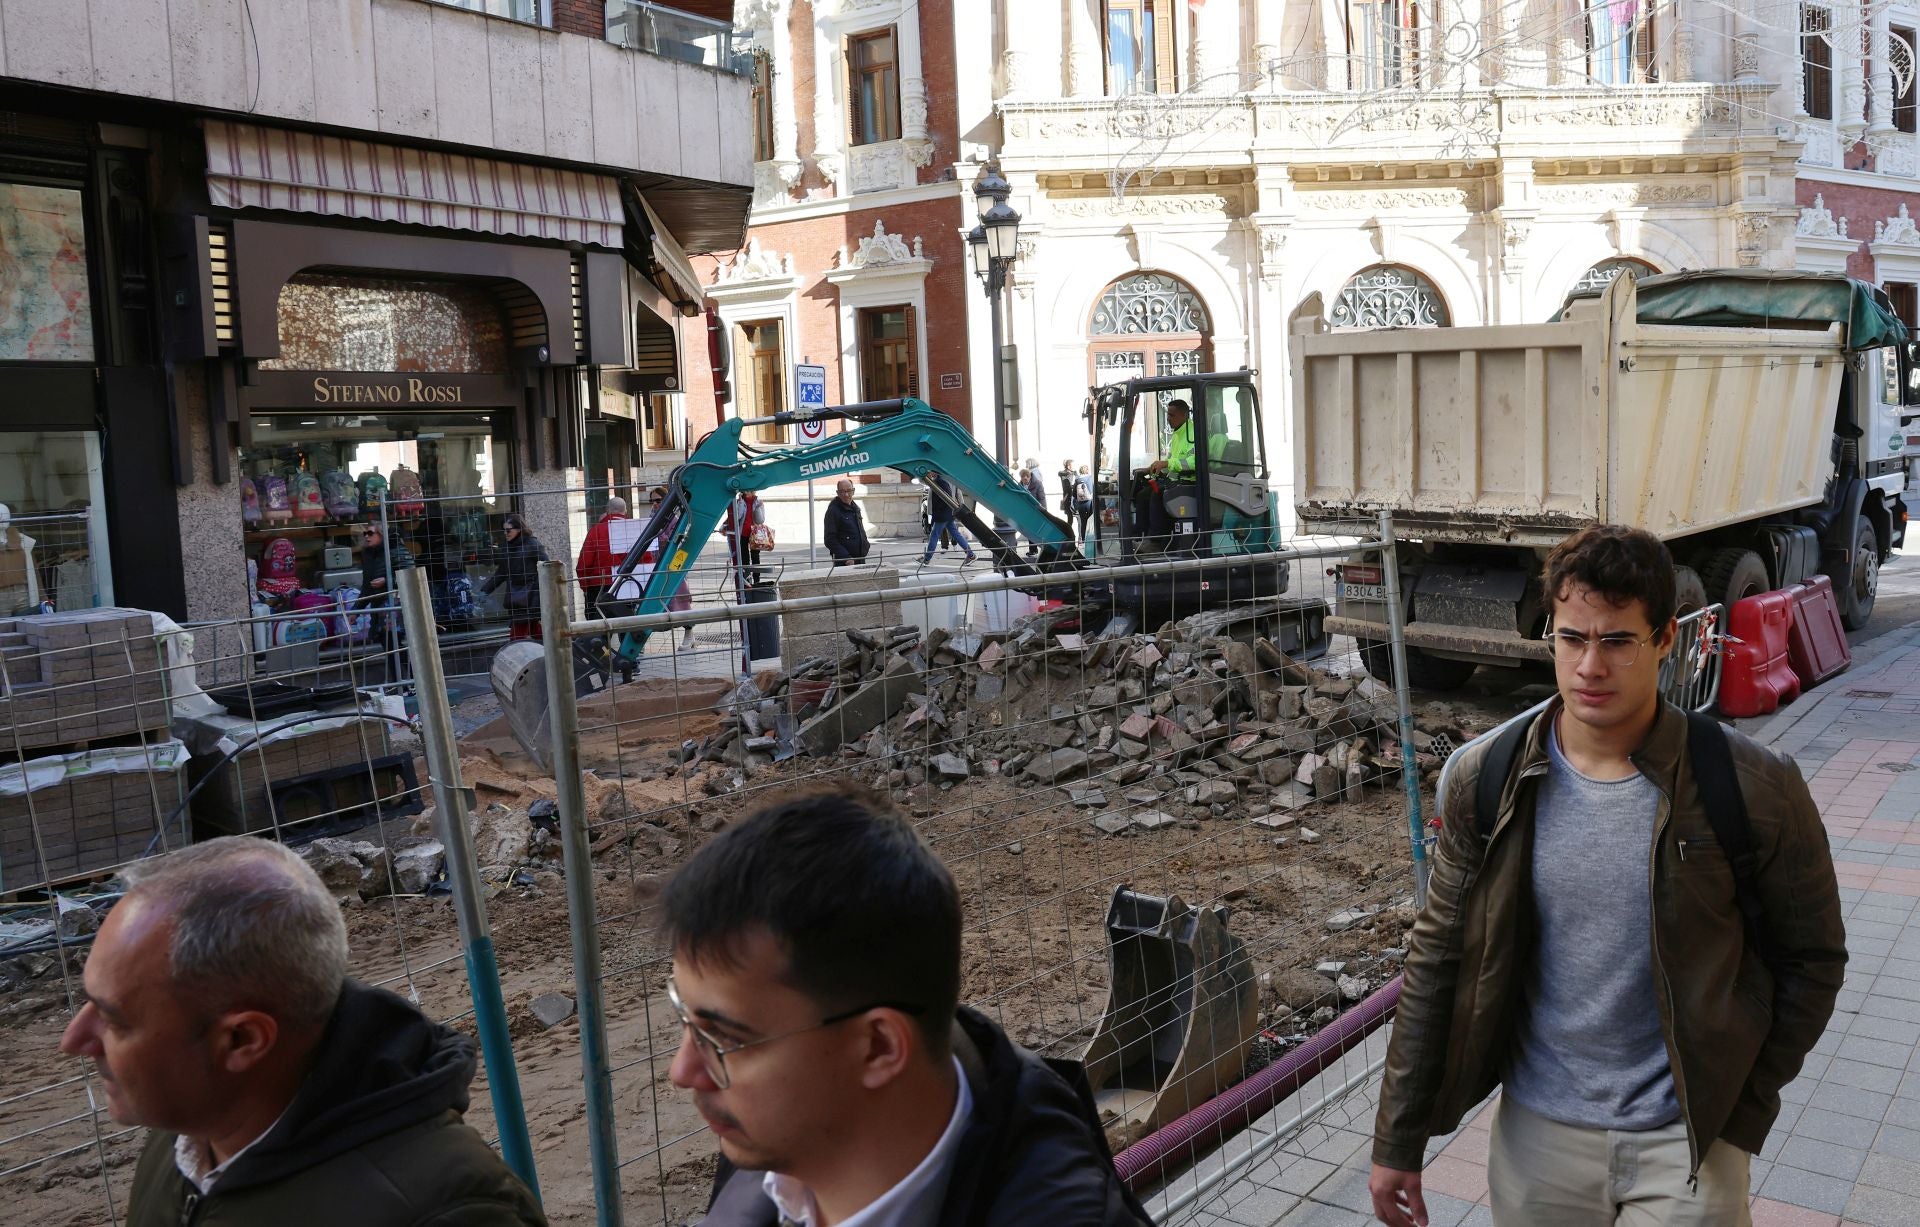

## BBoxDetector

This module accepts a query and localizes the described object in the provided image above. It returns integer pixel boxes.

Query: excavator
[490,381,1327,758]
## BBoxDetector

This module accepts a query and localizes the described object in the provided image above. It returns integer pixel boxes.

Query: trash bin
[744,580,780,661]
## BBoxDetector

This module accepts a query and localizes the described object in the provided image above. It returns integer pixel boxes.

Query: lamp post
[970,162,1022,468]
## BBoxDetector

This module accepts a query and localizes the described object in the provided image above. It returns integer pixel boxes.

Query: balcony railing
[606,1,752,76]
[424,0,550,25]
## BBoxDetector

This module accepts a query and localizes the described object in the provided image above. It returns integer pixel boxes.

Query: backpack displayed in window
[357,470,389,518]
[257,474,291,525]
[242,478,262,526]
[274,590,337,647]
[258,537,301,599]
[332,587,372,644]
[290,470,325,523]
[388,465,427,517]
[321,469,359,520]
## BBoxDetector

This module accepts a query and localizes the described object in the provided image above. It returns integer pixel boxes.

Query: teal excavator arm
[600,398,1080,663]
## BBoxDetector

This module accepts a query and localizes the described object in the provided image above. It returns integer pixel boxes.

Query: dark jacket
[128,980,545,1227]
[482,532,549,612]
[1374,699,1846,1177]
[700,1007,1153,1227]
[824,498,869,562]
[360,541,414,594]
[928,476,960,525]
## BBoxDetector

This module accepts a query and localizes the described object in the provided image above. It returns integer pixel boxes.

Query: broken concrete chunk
[931,753,971,780]
[1299,827,1322,844]
[1182,779,1238,807]
[1312,763,1342,798]
[1294,753,1325,785]
[1326,905,1385,932]
[1267,781,1316,810]
[1132,809,1181,831]
[1252,812,1299,830]
[1337,975,1368,1003]
[1315,960,1348,979]
[1092,813,1135,836]
[1069,786,1109,808]
[1023,747,1092,784]
[1118,712,1156,741]
[799,655,922,756]
[531,993,577,1028]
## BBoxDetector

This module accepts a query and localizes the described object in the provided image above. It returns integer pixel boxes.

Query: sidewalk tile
[1273,1202,1370,1227]
[1419,1154,1488,1205]
[1759,1165,1857,1214]
[1807,1084,1892,1119]
[1881,1097,1920,1130]
[1748,1199,1840,1226]
[1776,1136,1868,1181]
[1873,1122,1920,1161]
[1795,1107,1883,1149]
[1219,1183,1304,1227]
[1857,1152,1920,1196]
[1836,1036,1913,1069]
[1841,1184,1920,1227]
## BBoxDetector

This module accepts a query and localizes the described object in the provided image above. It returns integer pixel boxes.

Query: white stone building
[956,0,1812,521]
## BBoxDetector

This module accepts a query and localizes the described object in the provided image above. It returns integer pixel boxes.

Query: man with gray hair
[61,835,544,1226]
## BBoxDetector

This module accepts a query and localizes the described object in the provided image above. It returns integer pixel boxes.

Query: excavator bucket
[488,639,611,769]
[1080,886,1259,1147]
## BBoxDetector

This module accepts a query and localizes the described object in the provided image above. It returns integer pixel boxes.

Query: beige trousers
[1488,1096,1752,1227]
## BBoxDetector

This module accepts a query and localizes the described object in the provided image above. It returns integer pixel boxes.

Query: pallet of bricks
[191,719,408,838]
[0,609,184,893]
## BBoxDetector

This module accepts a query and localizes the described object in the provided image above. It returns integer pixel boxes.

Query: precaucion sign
[795,363,827,410]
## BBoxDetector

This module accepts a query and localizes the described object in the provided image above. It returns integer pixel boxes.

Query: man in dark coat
[61,836,544,1227]
[663,789,1153,1227]
[823,479,870,566]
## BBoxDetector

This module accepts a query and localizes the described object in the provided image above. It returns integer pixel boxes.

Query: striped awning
[204,120,623,249]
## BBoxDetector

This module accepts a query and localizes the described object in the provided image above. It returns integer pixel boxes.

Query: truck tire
[1699,548,1770,611]
[1359,641,1478,691]
[1837,516,1879,630]
[1672,566,1708,618]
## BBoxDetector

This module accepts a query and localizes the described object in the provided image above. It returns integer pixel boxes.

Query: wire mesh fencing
[0,602,487,1226]
[520,515,1436,1226]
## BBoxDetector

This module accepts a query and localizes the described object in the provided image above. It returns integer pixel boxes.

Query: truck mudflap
[1325,615,1553,663]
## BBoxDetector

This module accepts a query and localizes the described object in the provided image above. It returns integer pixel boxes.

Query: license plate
[1339,582,1386,602]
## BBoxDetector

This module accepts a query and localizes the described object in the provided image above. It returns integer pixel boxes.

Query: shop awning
[204,120,624,249]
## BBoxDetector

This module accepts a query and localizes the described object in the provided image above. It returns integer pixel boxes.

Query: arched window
[1090,272,1212,335]
[1330,265,1450,329]
[1571,256,1659,297]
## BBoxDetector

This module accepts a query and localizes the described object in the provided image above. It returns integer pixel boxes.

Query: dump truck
[1291,269,1920,688]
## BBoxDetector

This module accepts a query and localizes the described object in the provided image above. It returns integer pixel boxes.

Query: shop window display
[240,413,516,642]
[0,430,111,611]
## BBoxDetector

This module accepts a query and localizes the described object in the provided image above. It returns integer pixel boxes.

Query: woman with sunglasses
[482,514,549,642]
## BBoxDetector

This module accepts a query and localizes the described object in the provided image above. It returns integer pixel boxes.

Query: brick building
[669,0,973,542]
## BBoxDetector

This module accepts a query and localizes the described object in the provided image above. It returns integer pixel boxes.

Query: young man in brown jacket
[1370,524,1846,1226]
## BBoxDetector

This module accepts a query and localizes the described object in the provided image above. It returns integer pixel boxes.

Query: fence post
[396,568,543,1199]
[539,560,626,1226]
[1376,510,1429,904]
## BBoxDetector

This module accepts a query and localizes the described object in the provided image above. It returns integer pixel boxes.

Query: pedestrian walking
[722,491,770,581]
[664,788,1154,1227]
[574,494,629,616]
[1369,523,1845,1227]
[1058,457,1078,520]
[1073,464,1096,546]
[824,479,870,566]
[481,514,548,642]
[1020,461,1048,557]
[63,837,545,1227]
[920,473,978,565]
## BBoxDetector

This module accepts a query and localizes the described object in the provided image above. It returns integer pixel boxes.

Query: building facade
[671,0,969,542]
[0,0,752,623]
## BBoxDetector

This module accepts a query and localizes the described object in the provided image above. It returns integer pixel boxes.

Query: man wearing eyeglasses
[664,788,1152,1227]
[1370,524,1844,1227]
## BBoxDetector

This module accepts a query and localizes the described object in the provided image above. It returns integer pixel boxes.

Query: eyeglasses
[1547,628,1659,667]
[665,979,923,1089]
[362,531,379,539]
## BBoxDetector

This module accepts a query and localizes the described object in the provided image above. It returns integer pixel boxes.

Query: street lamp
[970,162,1022,468]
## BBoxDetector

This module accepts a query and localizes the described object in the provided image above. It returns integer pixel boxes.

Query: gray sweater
[1503,721,1679,1131]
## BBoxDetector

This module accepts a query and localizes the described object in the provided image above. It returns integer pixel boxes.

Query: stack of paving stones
[0,609,179,892]
[192,722,397,836]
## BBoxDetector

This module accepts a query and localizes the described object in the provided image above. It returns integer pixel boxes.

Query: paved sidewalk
[1179,620,1920,1227]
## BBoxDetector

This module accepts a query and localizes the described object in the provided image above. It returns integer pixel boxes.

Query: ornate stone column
[1067,0,1102,96]
[1004,0,1063,98]
[1190,0,1242,92]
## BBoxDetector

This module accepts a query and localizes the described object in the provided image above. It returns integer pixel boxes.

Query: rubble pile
[299,835,447,901]
[677,607,1447,828]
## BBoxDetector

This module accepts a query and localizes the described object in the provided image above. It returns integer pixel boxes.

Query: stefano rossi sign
[243,370,519,409]
[311,375,467,404]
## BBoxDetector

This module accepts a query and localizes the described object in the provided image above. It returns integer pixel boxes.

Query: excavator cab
[1089,370,1293,621]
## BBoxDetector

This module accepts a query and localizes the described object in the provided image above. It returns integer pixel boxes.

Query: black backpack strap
[1685,711,1774,970]
[1475,714,1537,837]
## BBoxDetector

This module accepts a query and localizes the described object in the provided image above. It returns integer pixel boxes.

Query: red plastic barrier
[1720,590,1801,718]
[1786,575,1852,688]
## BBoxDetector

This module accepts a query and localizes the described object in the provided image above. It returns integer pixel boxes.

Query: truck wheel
[1672,566,1708,617]
[1837,517,1880,630]
[1359,641,1477,691]
[1699,548,1770,611]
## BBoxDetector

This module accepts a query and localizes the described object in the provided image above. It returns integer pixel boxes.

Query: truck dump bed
[1290,273,1850,546]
